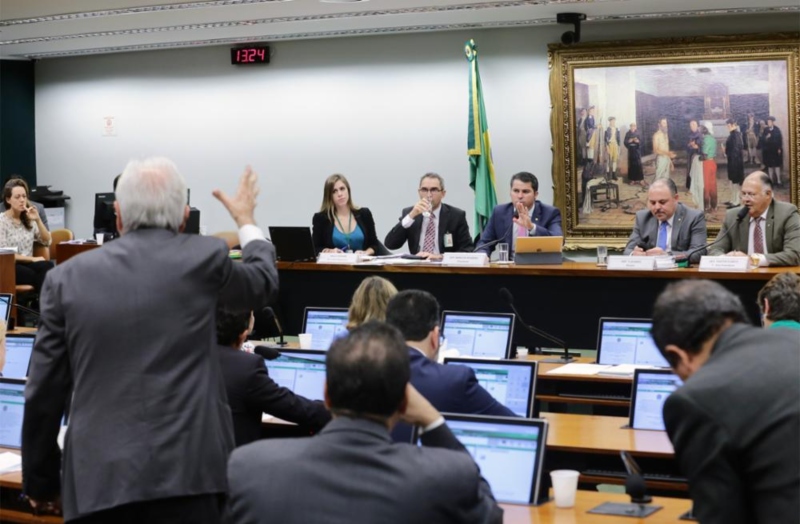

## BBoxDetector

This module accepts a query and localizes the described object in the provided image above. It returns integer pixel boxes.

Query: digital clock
[231,46,270,65]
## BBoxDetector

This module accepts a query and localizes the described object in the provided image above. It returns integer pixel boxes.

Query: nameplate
[607,256,656,271]
[699,255,750,272]
[441,253,488,267]
[317,252,359,265]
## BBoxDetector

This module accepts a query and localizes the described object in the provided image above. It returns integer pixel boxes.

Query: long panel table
[276,261,784,350]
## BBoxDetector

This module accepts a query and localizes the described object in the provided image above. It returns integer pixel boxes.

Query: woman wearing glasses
[312,174,380,255]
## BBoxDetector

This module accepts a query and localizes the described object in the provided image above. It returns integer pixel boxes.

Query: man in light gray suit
[22,157,278,523]
[624,178,707,264]
[227,321,503,524]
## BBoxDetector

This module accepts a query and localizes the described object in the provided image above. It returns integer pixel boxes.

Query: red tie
[753,217,764,254]
[422,213,436,253]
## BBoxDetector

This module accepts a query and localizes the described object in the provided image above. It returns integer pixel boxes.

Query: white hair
[116,157,188,232]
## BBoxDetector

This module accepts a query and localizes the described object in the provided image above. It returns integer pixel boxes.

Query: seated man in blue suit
[476,171,562,257]
[386,290,516,442]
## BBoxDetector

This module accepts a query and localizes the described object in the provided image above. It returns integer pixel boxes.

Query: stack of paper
[0,451,22,474]
[546,363,612,375]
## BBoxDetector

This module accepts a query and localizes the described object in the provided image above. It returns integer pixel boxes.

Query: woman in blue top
[312,174,379,255]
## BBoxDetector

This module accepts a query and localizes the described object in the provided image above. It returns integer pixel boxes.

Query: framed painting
[548,33,799,249]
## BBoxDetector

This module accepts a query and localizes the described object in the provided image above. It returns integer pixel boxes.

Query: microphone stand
[500,289,574,363]
[680,208,749,265]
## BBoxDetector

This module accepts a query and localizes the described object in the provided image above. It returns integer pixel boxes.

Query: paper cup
[298,333,313,350]
[95,233,105,245]
[550,469,580,508]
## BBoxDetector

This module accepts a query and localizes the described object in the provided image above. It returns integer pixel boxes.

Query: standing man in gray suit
[22,157,278,523]
[623,178,707,263]
[708,171,800,267]
[227,321,503,524]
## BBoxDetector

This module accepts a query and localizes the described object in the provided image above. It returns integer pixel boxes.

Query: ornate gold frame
[549,33,800,249]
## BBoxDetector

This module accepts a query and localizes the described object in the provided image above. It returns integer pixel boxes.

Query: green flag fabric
[465,39,498,235]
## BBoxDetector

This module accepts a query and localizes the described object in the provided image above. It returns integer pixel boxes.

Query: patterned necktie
[422,212,436,253]
[657,221,668,250]
[753,217,764,254]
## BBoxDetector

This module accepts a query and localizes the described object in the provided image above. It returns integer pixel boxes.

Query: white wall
[34,13,795,240]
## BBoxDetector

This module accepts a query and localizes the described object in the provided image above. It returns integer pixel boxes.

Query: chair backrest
[49,228,75,261]
[212,231,239,249]
[33,243,50,262]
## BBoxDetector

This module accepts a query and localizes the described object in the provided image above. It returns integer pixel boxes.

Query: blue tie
[657,221,668,250]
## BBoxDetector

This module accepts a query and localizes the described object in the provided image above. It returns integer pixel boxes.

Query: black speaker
[185,207,200,234]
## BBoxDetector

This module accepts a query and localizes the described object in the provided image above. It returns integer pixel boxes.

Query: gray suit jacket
[663,324,800,524]
[708,200,800,266]
[22,228,278,520]
[623,203,707,263]
[227,417,503,524]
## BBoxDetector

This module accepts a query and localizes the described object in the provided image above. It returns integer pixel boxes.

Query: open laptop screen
[4,334,35,379]
[416,414,548,505]
[0,378,26,448]
[301,308,349,350]
[0,293,11,326]
[441,311,515,359]
[444,358,537,417]
[596,318,669,367]
[268,226,316,262]
[264,350,327,401]
[629,369,683,431]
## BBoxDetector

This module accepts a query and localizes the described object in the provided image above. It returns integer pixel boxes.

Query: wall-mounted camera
[557,13,587,45]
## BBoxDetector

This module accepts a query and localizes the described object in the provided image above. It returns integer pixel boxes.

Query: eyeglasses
[740,191,763,199]
[418,188,442,195]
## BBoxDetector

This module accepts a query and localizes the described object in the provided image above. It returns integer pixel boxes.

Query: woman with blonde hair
[312,174,379,255]
[347,276,398,329]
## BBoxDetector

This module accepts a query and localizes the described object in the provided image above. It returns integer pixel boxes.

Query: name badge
[317,252,359,265]
[444,233,454,248]
[442,253,488,267]
[607,256,656,271]
[698,255,750,272]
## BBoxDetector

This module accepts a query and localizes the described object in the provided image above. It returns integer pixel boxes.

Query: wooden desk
[0,451,61,523]
[55,242,98,265]
[1,252,18,324]
[501,490,691,524]
[276,261,784,349]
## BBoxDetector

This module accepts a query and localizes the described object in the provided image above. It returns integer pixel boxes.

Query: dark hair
[758,272,800,323]
[651,280,748,367]
[650,177,678,196]
[419,172,445,191]
[385,289,440,341]
[215,305,251,346]
[326,321,410,417]
[2,179,32,229]
[725,118,737,126]
[510,171,539,192]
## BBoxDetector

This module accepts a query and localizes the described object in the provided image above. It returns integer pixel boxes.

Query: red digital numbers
[232,46,269,65]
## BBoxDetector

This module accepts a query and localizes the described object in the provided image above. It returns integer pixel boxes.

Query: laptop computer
[440,311,515,359]
[268,226,316,262]
[444,358,538,417]
[628,369,683,431]
[264,349,327,400]
[515,236,563,265]
[301,307,349,350]
[0,293,11,326]
[414,414,549,505]
[595,318,669,367]
[0,378,27,449]
[3,334,36,379]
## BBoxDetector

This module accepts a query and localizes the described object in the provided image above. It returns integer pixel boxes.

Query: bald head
[741,171,773,218]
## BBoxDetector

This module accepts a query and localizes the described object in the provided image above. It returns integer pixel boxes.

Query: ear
[664,344,692,379]
[114,201,124,235]
[430,325,441,347]
[762,298,771,318]
[178,205,190,233]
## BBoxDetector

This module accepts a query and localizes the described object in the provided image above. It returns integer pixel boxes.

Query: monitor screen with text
[441,311,514,359]
[629,370,683,431]
[596,318,669,367]
[3,334,35,379]
[301,308,349,350]
[0,379,26,449]
[264,350,327,401]
[0,294,11,326]
[444,358,537,417]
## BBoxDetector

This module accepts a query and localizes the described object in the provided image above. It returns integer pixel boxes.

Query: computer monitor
[443,358,538,417]
[414,414,549,505]
[628,369,683,431]
[595,318,669,367]
[264,349,327,401]
[268,226,316,262]
[440,311,515,359]
[301,307,349,350]
[3,334,35,379]
[93,192,117,237]
[0,293,11,326]
[0,378,26,449]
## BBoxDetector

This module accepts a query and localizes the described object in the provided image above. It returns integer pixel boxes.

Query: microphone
[253,345,282,360]
[621,451,652,504]
[8,303,41,330]
[472,222,515,254]
[499,288,574,363]
[681,206,749,265]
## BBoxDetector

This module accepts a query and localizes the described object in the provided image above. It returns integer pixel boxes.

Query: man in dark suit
[227,321,503,524]
[385,290,515,442]
[216,305,331,447]
[476,172,562,257]
[708,171,800,267]
[384,172,474,257]
[651,280,799,524]
[22,157,278,523]
[623,178,707,263]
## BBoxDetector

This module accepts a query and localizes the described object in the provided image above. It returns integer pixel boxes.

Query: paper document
[546,363,612,375]
[0,451,22,474]
[597,364,660,376]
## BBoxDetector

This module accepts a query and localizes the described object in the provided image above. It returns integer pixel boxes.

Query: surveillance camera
[561,31,577,45]
[556,13,586,46]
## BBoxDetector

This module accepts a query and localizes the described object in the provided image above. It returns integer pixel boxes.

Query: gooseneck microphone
[253,345,282,360]
[681,206,749,265]
[499,288,574,363]
[472,222,515,254]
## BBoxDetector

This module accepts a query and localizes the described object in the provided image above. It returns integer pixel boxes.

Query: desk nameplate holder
[698,256,750,272]
[317,252,360,265]
[607,256,656,271]
[441,253,488,267]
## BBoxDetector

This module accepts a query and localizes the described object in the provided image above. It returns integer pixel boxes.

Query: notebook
[628,369,683,431]
[415,414,549,505]
[301,307,349,350]
[0,294,11,326]
[595,318,669,367]
[268,226,317,262]
[3,334,35,379]
[440,311,515,359]
[0,378,26,449]
[264,349,327,400]
[443,358,538,417]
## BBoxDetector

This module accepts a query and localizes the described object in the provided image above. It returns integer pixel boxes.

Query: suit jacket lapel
[437,204,448,248]
[737,214,749,252]
[411,215,423,253]
[766,201,776,253]
[671,205,685,250]
[645,215,659,249]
